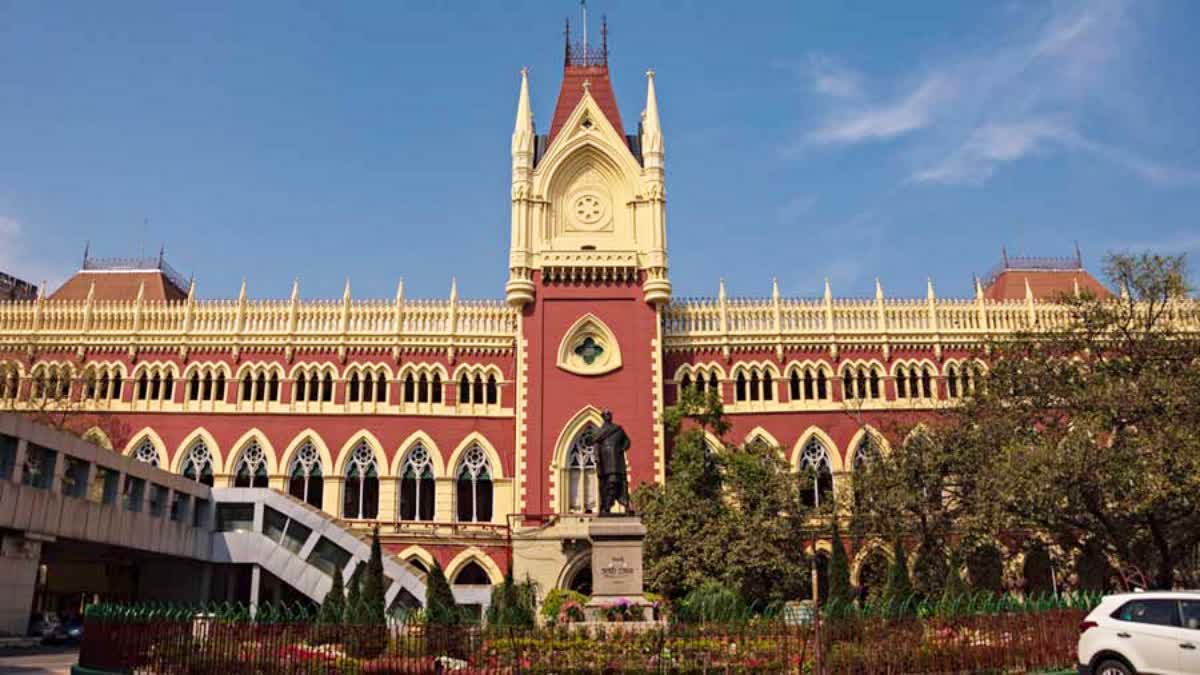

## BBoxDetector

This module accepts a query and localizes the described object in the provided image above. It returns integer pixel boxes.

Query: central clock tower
[505,30,669,520]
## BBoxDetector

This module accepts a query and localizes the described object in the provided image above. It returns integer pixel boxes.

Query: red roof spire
[548,14,625,147]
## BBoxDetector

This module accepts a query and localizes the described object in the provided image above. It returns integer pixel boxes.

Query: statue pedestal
[585,516,655,622]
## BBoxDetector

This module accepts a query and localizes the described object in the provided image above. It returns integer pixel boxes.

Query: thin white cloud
[798,0,1199,188]
[807,55,863,99]
[808,76,952,144]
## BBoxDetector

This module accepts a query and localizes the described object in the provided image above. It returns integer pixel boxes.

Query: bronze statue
[590,410,631,515]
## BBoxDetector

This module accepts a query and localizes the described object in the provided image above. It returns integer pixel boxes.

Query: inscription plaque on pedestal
[586,516,654,621]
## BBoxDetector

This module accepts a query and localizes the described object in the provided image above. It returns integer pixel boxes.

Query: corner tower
[506,19,670,306]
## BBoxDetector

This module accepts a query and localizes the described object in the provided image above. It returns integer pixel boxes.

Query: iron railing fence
[79,598,1092,674]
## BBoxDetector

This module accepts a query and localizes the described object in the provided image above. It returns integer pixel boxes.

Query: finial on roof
[187,275,196,301]
[582,79,591,94]
[238,278,247,301]
[927,277,936,300]
[974,275,984,300]
[342,278,351,301]
[718,278,727,301]
[449,277,458,302]
[82,240,90,267]
[823,277,832,301]
[1074,241,1083,268]
[1002,246,1010,268]
[86,281,95,302]
[290,277,299,302]
[136,280,145,302]
[512,67,534,157]
[395,277,404,300]
[771,277,780,301]
[1024,277,1034,301]
[875,277,884,301]
[157,244,165,266]
[642,69,663,156]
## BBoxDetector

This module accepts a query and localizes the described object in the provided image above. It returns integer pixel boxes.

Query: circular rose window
[569,191,610,231]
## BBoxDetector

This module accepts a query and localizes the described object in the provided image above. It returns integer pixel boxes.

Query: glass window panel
[215,503,255,532]
[63,457,90,499]
[305,537,352,578]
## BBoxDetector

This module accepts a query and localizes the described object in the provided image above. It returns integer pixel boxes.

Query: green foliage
[344,563,362,623]
[910,541,949,601]
[828,520,853,607]
[485,567,537,628]
[883,539,913,610]
[1075,540,1112,592]
[942,550,968,604]
[676,581,749,624]
[316,566,345,626]
[342,527,388,658]
[540,588,589,624]
[425,560,461,627]
[361,527,387,626]
[639,385,811,607]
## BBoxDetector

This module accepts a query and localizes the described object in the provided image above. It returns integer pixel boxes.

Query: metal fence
[78,601,1088,673]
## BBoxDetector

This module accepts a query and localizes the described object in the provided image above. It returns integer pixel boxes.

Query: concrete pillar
[11,438,28,485]
[249,564,261,617]
[0,535,42,636]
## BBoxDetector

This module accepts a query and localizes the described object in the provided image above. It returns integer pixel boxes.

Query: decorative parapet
[0,290,519,359]
[662,291,1200,354]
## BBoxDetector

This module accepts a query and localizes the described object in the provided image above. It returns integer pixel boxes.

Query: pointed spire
[771,276,780,301]
[642,69,663,157]
[395,277,405,301]
[511,68,534,158]
[974,275,985,300]
[718,277,727,302]
[342,278,352,301]
[1024,277,1034,302]
[875,278,884,301]
[81,241,90,268]
[187,275,196,301]
[449,277,458,302]
[136,280,145,302]
[926,277,936,300]
[290,277,300,302]
[238,278,247,302]
[823,277,832,301]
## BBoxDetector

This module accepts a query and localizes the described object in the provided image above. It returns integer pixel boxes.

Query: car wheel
[1095,659,1134,675]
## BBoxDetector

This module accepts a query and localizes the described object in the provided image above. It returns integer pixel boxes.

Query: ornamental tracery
[343,441,379,519]
[288,441,324,508]
[798,437,834,508]
[399,445,435,521]
[181,441,213,485]
[456,445,493,523]
[133,438,160,467]
[565,423,599,514]
[234,440,269,488]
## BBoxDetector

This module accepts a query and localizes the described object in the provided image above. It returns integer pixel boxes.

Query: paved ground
[0,646,78,674]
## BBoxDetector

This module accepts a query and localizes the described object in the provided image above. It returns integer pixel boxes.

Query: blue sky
[2,0,1198,300]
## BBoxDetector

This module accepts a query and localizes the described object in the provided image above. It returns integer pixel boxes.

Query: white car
[1078,591,1200,675]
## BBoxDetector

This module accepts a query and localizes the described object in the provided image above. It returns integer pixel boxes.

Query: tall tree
[638,387,811,607]
[882,538,913,609]
[362,527,387,625]
[425,560,460,627]
[828,520,853,608]
[317,565,346,625]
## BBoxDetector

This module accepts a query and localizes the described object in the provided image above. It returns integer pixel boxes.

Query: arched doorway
[856,548,890,605]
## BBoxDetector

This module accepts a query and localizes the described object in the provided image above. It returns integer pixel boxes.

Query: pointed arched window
[133,438,160,467]
[453,561,492,586]
[565,423,599,514]
[288,441,324,509]
[343,441,379,519]
[486,375,498,404]
[798,437,834,508]
[234,440,269,488]
[456,445,493,523]
[398,445,435,521]
[947,365,960,398]
[181,441,213,486]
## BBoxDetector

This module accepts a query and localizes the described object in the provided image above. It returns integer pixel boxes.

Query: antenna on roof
[1001,246,1009,268]
[581,0,587,59]
[1073,241,1082,268]
[158,244,165,267]
[601,15,608,61]
[140,217,149,259]
[564,17,571,65]
[82,241,90,268]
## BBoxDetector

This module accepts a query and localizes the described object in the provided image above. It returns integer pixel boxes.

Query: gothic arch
[182,361,231,380]
[172,427,223,475]
[743,426,781,451]
[336,431,389,476]
[550,405,605,513]
[539,93,643,186]
[391,430,446,477]
[397,545,435,574]
[224,428,280,475]
[846,425,891,469]
[82,426,113,450]
[123,428,167,465]
[286,361,340,380]
[850,538,895,588]
[447,432,504,479]
[279,430,336,477]
[556,313,623,376]
[791,426,844,472]
[556,549,593,591]
[445,548,502,586]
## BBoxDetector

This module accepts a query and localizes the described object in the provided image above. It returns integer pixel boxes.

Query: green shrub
[677,581,747,623]
[541,588,589,624]
[486,568,537,628]
[828,521,853,608]
[425,560,461,627]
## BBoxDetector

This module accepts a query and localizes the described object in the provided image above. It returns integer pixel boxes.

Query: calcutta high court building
[0,22,1113,604]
